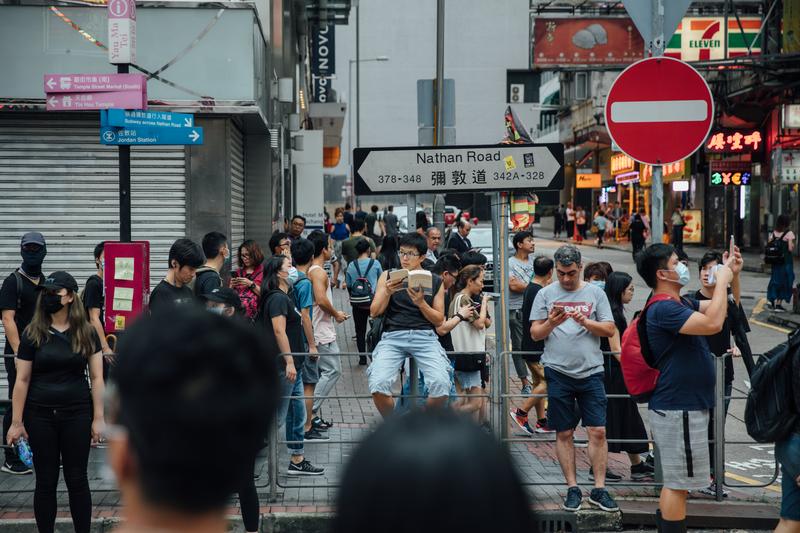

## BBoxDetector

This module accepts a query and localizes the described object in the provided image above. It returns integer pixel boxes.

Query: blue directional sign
[100,126,204,145]
[101,109,195,129]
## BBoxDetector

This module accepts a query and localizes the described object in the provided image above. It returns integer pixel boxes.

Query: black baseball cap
[21,232,46,247]
[203,288,243,310]
[39,271,79,293]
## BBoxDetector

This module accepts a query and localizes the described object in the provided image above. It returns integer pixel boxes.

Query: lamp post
[348,56,389,204]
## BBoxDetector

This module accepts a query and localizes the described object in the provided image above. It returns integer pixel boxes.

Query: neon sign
[611,153,635,175]
[710,171,751,186]
[705,129,762,153]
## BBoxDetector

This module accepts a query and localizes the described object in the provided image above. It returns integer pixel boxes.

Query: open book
[389,269,433,294]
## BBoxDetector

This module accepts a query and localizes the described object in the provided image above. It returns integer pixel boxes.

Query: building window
[575,72,588,101]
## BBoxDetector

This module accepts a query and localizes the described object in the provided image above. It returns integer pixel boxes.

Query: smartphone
[483,292,501,300]
[729,234,735,257]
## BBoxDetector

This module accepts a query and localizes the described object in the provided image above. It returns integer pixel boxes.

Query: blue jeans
[776,432,800,521]
[277,370,305,458]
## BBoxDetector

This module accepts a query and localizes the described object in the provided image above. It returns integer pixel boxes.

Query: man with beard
[0,232,47,474]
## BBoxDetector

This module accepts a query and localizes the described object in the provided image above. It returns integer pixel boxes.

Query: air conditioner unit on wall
[510,83,525,104]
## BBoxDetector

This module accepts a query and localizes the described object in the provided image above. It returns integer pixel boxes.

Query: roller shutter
[230,121,245,268]
[0,114,186,344]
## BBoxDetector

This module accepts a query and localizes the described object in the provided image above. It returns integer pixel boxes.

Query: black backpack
[744,329,800,443]
[764,230,789,265]
[348,259,375,309]
[190,266,222,296]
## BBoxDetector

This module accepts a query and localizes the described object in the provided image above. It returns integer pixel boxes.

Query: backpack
[744,330,800,443]
[189,266,222,296]
[620,293,677,403]
[348,259,375,309]
[292,276,312,311]
[11,270,44,319]
[764,231,789,265]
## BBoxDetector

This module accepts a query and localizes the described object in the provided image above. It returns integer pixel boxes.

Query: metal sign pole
[491,192,511,440]
[649,0,665,245]
[407,193,420,409]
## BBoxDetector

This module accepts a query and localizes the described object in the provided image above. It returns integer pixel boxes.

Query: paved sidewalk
[0,289,781,528]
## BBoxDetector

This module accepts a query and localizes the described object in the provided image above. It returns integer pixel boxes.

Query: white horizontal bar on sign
[610,100,708,123]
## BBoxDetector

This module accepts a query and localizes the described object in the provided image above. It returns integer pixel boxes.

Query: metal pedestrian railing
[264,348,778,504]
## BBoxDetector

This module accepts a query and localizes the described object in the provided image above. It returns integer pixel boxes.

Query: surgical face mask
[43,293,65,313]
[589,280,606,290]
[664,262,691,286]
[208,306,226,315]
[287,267,299,284]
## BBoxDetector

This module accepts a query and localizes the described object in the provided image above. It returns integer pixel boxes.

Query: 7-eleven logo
[665,17,762,61]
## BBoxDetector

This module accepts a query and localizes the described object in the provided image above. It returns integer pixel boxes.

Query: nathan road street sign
[353,144,564,195]
[102,109,194,129]
[44,74,145,94]
[605,56,713,165]
[100,126,203,146]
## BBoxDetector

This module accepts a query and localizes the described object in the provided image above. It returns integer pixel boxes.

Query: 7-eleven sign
[665,17,762,61]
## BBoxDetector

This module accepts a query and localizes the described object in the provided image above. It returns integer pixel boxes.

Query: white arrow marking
[184,117,192,127]
[46,78,56,90]
[189,130,200,142]
[48,96,57,106]
[610,100,707,123]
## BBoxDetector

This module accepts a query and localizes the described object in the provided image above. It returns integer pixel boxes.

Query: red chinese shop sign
[705,129,762,153]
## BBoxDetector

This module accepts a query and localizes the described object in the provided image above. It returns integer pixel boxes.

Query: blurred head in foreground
[107,307,279,531]
[331,411,537,533]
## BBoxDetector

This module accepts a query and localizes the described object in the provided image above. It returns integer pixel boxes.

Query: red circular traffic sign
[605,56,713,165]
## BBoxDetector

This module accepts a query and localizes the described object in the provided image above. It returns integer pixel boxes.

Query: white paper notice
[115,257,135,280]
[113,287,134,312]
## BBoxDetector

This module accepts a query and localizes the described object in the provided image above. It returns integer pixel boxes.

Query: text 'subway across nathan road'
[353,143,564,195]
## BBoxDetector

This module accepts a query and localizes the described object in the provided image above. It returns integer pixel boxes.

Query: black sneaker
[588,488,619,512]
[311,416,333,431]
[287,459,324,476]
[303,428,330,441]
[588,467,622,482]
[562,486,582,511]
[1,461,32,475]
[630,461,655,480]
[775,304,787,313]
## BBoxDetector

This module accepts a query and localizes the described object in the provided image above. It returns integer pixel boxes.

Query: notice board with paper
[103,241,150,333]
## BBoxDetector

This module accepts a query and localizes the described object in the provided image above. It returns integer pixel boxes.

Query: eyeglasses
[399,251,420,258]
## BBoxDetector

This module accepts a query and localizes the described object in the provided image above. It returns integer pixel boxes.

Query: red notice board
[103,242,150,333]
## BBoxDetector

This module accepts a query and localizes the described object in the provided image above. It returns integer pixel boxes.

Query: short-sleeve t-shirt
[149,280,195,312]
[646,298,715,411]
[17,329,101,407]
[293,273,313,349]
[530,282,613,379]
[261,290,305,370]
[520,282,544,360]
[341,236,376,264]
[508,256,534,310]
[194,268,222,298]
[83,274,104,324]
[0,271,43,355]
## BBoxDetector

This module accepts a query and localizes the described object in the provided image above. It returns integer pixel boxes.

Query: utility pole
[649,0,665,244]
[432,0,446,237]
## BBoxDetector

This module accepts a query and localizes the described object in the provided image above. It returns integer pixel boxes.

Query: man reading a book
[368,234,452,417]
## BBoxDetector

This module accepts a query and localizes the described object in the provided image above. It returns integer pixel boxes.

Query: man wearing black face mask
[0,232,47,474]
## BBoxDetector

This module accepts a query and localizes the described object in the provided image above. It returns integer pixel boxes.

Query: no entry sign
[605,56,713,165]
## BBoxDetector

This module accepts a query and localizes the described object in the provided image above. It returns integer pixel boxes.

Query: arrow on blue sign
[100,126,204,145]
[101,109,195,130]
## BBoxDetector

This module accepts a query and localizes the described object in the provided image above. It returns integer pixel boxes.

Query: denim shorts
[777,432,800,521]
[455,370,481,391]
[544,367,607,432]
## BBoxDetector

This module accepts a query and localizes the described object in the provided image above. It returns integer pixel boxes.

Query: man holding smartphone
[306,231,348,436]
[530,245,618,513]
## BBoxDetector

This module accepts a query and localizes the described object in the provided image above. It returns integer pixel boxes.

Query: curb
[541,236,768,274]
[0,510,624,533]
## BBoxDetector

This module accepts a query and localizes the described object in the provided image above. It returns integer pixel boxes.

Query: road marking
[725,471,782,493]
[750,318,792,333]
[610,100,708,123]
[753,297,766,314]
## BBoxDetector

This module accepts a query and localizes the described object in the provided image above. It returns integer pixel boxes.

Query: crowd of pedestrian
[2,194,800,533]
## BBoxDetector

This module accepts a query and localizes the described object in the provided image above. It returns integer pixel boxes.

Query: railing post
[714,354,726,502]
[491,351,502,436]
[268,419,279,502]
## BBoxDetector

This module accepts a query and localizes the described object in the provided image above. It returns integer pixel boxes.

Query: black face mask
[42,293,64,314]
[21,246,47,276]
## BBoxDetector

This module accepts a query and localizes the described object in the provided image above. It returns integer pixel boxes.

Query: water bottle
[15,437,33,469]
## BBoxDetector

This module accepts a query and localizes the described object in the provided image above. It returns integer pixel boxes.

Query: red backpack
[620,293,677,403]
